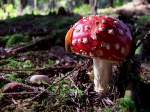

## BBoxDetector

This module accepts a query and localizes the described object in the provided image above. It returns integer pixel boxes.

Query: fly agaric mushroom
[65,15,132,93]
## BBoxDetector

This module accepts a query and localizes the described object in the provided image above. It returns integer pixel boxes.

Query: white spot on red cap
[106,44,110,50]
[82,51,87,55]
[91,33,97,40]
[121,47,125,54]
[82,38,88,44]
[72,39,77,45]
[114,21,118,24]
[74,22,78,27]
[77,39,81,43]
[75,29,80,32]
[101,19,106,24]
[115,43,120,50]
[108,29,114,35]
[119,29,124,35]
[99,27,104,31]
[105,16,109,18]
[80,50,83,52]
[89,16,93,20]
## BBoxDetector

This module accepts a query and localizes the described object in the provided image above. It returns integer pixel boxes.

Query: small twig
[103,97,114,105]
[30,90,49,101]
[0,68,40,72]
[0,65,74,73]
[11,98,18,105]
[135,31,150,49]
[68,76,79,89]
[84,83,93,93]
[1,91,40,98]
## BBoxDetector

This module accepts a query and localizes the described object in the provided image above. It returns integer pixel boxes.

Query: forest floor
[0,12,149,112]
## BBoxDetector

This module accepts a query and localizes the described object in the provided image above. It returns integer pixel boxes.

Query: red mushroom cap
[65,15,132,62]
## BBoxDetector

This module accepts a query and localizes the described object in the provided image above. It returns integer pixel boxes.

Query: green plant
[0,94,4,102]
[43,59,55,68]
[116,97,137,112]
[113,0,124,7]
[3,4,17,18]
[5,34,30,47]
[0,8,5,19]
[5,73,24,83]
[103,108,112,112]
[48,79,83,98]
[0,82,5,89]
[73,4,91,16]
[4,58,33,70]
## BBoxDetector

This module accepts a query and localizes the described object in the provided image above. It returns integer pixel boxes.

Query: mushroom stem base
[93,58,112,93]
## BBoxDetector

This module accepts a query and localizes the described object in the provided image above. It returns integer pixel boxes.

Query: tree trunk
[49,0,56,11]
[84,0,90,4]
[18,0,27,15]
[34,0,37,10]
[109,0,114,7]
[90,0,97,15]
[4,0,12,4]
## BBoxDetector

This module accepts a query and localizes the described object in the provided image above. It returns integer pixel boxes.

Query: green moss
[5,73,24,83]
[3,34,30,48]
[48,79,83,98]
[117,97,137,112]
[113,0,124,7]
[2,58,33,70]
[0,82,6,89]
[103,108,112,112]
[43,59,55,68]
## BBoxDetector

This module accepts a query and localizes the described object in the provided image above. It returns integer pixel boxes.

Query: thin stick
[136,31,150,49]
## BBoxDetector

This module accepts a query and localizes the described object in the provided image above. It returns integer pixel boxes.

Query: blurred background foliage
[0,0,136,19]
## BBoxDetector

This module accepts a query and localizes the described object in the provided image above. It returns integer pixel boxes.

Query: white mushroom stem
[93,58,112,93]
